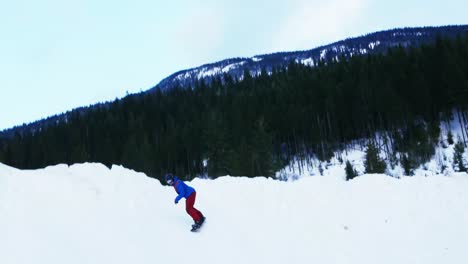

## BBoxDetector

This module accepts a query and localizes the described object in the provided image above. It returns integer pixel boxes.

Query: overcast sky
[1,0,467,130]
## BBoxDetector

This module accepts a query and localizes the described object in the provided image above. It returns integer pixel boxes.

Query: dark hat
[165,173,174,185]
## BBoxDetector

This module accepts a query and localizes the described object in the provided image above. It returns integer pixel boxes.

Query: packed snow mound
[1,163,468,264]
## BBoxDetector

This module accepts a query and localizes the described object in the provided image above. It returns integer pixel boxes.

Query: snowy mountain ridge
[1,25,467,138]
[152,25,468,91]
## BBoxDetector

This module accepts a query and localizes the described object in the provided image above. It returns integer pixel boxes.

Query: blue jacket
[173,177,195,203]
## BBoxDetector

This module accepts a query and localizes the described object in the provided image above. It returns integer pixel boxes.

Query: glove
[174,198,179,204]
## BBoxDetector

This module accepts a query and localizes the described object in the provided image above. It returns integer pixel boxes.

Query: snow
[176,71,193,81]
[197,67,220,79]
[2,115,468,264]
[222,61,246,73]
[296,57,314,66]
[279,117,468,181]
[301,57,314,66]
[368,40,381,49]
[392,31,424,37]
[331,45,347,53]
[1,159,468,264]
[194,61,247,79]
[320,49,327,60]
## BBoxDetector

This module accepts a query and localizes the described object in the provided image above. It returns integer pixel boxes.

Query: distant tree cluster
[1,35,468,182]
[345,160,358,181]
[454,141,467,172]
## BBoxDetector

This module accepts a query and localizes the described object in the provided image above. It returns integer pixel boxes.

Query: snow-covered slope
[1,162,467,264]
[277,115,468,181]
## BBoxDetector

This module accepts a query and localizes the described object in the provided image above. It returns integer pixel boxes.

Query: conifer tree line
[1,35,468,182]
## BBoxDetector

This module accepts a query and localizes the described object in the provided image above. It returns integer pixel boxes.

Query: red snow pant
[186,192,203,223]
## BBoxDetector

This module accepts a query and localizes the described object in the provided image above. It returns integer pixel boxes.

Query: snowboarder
[165,173,205,231]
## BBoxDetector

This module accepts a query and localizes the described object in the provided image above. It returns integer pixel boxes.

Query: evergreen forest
[1,35,468,182]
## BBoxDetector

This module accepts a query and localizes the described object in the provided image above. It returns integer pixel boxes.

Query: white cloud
[271,0,369,52]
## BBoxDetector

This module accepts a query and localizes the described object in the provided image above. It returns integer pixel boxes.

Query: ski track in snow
[1,162,468,264]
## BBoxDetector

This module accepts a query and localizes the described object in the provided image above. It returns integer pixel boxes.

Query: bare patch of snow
[252,57,262,62]
[320,49,327,60]
[368,41,381,50]
[301,58,314,66]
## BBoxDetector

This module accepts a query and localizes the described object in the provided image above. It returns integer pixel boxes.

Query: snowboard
[191,217,206,232]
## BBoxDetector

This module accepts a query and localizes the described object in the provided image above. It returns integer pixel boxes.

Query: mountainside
[152,25,468,91]
[1,30,468,181]
[1,25,467,138]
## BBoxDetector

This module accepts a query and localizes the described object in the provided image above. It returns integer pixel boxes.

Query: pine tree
[453,141,466,172]
[204,112,230,178]
[401,154,414,176]
[364,143,387,174]
[448,130,454,145]
[345,160,358,180]
[250,117,277,177]
[0,140,5,163]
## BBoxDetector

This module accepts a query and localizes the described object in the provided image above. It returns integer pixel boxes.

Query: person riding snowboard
[165,173,205,230]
